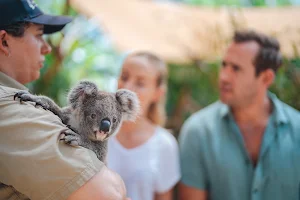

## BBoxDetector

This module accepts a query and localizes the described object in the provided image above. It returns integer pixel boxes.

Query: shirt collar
[269,92,288,125]
[219,92,289,125]
[219,101,230,118]
[0,71,28,91]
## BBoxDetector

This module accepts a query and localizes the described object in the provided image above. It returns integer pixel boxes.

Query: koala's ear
[116,89,140,121]
[68,81,98,109]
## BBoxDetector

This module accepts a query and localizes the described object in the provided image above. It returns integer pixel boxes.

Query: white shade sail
[70,0,300,63]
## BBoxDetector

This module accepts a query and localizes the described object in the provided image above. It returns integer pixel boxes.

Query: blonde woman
[107,52,180,200]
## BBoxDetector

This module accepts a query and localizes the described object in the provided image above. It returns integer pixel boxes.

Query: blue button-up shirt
[179,93,300,200]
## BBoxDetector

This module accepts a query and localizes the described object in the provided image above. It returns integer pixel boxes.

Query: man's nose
[219,67,231,82]
[41,39,52,55]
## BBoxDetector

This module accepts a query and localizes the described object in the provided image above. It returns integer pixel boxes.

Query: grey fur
[14,81,139,162]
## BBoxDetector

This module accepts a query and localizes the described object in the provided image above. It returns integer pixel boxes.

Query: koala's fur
[14,81,139,162]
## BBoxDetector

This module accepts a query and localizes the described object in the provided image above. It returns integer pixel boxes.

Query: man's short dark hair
[233,30,282,76]
[0,22,30,37]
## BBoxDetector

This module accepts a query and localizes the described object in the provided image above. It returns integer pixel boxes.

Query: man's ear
[261,69,275,88]
[0,30,10,57]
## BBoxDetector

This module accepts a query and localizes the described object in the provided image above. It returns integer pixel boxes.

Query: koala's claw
[60,129,82,147]
[14,91,30,101]
[14,91,50,110]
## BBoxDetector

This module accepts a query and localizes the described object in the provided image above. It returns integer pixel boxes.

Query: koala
[14,81,139,162]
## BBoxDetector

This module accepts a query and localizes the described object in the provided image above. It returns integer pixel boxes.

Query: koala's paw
[14,91,50,110]
[34,100,51,110]
[59,129,82,147]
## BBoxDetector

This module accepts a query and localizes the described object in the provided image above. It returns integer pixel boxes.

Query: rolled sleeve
[178,117,208,190]
[0,91,104,200]
[155,130,181,193]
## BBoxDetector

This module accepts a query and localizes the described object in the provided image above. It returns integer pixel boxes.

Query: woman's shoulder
[154,127,178,148]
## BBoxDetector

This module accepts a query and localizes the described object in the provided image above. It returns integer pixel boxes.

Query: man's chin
[219,96,231,105]
[26,72,41,84]
[33,71,40,80]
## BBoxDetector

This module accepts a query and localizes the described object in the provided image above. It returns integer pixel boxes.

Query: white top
[107,127,181,200]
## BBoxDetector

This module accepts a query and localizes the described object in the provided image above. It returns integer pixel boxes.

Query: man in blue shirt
[178,30,300,200]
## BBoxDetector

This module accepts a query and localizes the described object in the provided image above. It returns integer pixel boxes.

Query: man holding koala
[0,0,130,199]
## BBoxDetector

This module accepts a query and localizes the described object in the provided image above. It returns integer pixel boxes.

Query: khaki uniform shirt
[0,72,104,200]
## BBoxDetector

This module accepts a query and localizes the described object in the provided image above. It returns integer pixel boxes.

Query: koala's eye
[91,114,96,119]
[113,117,117,123]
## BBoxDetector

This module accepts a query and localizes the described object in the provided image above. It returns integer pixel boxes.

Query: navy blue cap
[0,0,72,34]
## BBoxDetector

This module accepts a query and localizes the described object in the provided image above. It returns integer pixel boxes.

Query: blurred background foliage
[28,0,124,105]
[30,0,300,135]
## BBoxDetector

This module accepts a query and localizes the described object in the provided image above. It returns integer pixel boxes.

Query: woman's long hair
[125,51,168,126]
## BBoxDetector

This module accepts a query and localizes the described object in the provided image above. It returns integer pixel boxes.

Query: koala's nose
[100,119,111,133]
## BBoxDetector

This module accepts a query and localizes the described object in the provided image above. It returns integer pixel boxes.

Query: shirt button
[253,188,258,193]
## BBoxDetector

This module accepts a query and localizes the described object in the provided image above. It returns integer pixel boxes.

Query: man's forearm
[67,166,128,200]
